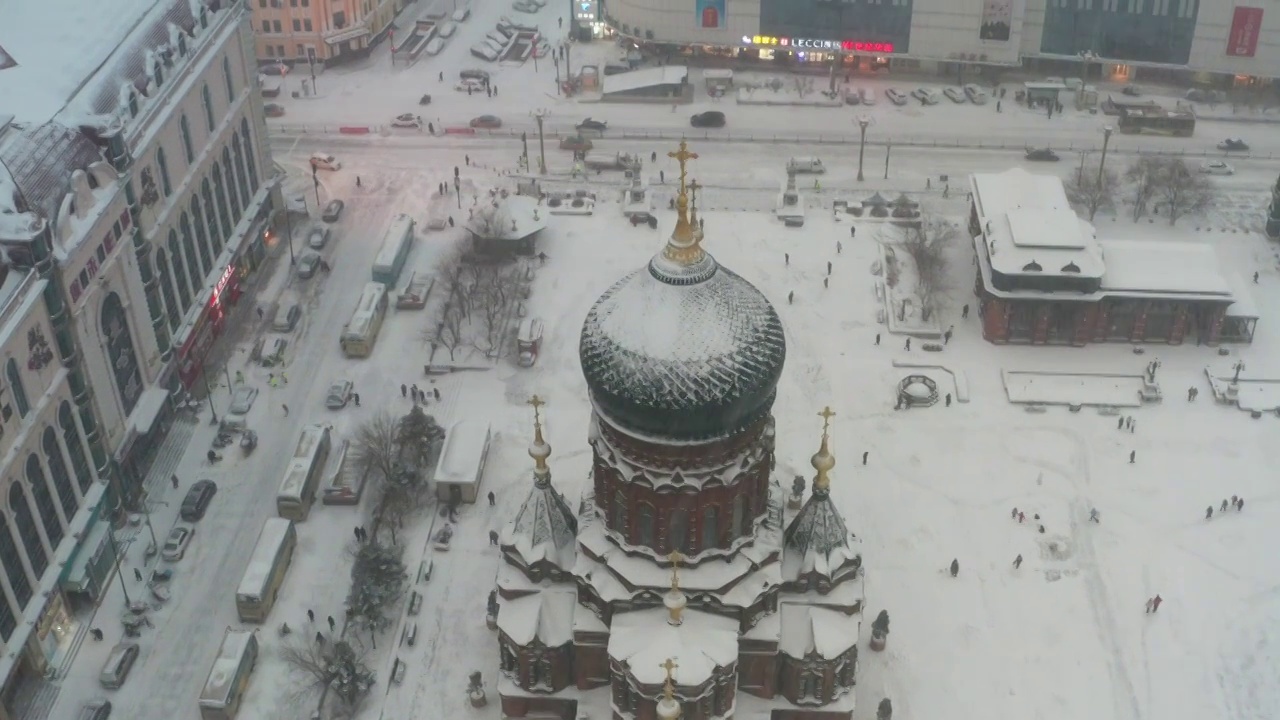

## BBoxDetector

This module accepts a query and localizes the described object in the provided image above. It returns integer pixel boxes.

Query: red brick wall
[574,639,609,689]
[981,295,1009,343]
[499,693,577,719]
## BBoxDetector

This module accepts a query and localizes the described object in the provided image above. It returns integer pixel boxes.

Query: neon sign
[212,263,236,306]
[743,35,895,53]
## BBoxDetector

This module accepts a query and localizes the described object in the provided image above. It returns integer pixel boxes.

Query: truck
[584,151,640,172]
[517,317,544,367]
[396,272,433,310]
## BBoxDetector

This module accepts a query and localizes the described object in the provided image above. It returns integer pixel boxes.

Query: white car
[963,84,989,105]
[326,380,354,409]
[859,88,876,106]
[223,386,259,429]
[309,152,341,171]
[391,113,421,128]
[455,78,487,92]
[1199,160,1234,175]
[943,87,967,103]
[885,88,909,106]
[470,44,499,61]
[437,21,458,37]
[161,525,195,561]
[425,38,445,56]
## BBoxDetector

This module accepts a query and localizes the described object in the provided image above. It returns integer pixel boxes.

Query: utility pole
[201,366,219,424]
[856,116,870,182]
[1097,125,1114,188]
[106,529,132,606]
[282,204,296,265]
[884,143,891,180]
[532,109,549,175]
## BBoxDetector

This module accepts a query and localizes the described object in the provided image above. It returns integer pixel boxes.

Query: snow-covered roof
[604,66,689,95]
[466,194,546,241]
[498,588,576,647]
[236,518,293,600]
[1225,273,1259,318]
[1098,240,1233,297]
[784,485,860,582]
[608,606,738,686]
[0,0,197,124]
[777,603,860,660]
[0,121,108,235]
[969,169,1106,280]
[198,629,257,705]
[436,420,491,485]
[502,466,578,573]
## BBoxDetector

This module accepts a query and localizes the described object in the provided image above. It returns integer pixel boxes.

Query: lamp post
[105,528,133,606]
[200,366,219,425]
[1233,359,1245,384]
[884,142,891,180]
[855,116,871,182]
[282,204,296,266]
[1097,125,1114,188]
[532,109,549,175]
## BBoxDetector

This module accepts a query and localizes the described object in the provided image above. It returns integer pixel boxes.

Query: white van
[425,38,445,56]
[859,88,876,106]
[787,157,826,174]
[310,153,341,171]
[452,6,471,21]
[100,642,140,689]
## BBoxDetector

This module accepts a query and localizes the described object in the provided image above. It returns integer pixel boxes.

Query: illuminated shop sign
[743,35,895,53]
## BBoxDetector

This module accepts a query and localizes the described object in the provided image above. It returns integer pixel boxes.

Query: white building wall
[1186,2,1280,78]
[908,0,1023,65]
[608,0,760,46]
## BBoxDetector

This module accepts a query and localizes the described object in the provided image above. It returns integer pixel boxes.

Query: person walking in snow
[489,530,499,546]
[949,559,959,577]
[171,474,179,489]
[862,451,869,465]
[1145,598,1154,613]
[1129,450,1136,463]
[945,393,952,407]
[1011,507,1019,520]
[1236,497,1245,511]
[1013,554,1023,569]
[1089,508,1100,523]
[837,241,843,254]
[328,616,336,632]
[874,333,880,346]
[433,388,441,401]
[961,304,970,319]
[488,491,496,506]
[1118,416,1125,430]
[1220,499,1229,512]
[904,338,911,351]
[788,291,794,305]
[1151,595,1162,612]
[943,328,953,344]
[282,404,289,417]
[784,252,790,266]
[1205,505,1213,520]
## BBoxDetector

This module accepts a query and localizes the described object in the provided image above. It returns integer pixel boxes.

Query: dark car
[297,252,322,279]
[690,111,726,128]
[576,118,607,132]
[470,114,502,129]
[1024,148,1060,162]
[629,212,658,228]
[321,199,345,222]
[180,480,217,521]
[1217,138,1249,152]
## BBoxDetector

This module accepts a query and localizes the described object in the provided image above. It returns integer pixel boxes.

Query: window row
[0,402,97,641]
[153,120,260,334]
[257,0,311,7]
[607,487,759,555]
[261,18,315,32]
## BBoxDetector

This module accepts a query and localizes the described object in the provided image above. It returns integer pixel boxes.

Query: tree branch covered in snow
[1124,157,1163,221]
[1153,158,1216,226]
[281,635,377,718]
[346,541,408,649]
[899,216,955,322]
[469,264,521,355]
[1064,165,1118,221]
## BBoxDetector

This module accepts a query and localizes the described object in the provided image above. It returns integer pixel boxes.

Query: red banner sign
[1227,6,1263,57]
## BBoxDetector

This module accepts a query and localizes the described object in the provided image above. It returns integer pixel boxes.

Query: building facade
[249,0,404,66]
[598,0,1279,85]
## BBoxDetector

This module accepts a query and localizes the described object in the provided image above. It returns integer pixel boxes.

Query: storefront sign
[696,0,726,28]
[1227,6,1263,57]
[744,35,895,53]
[212,263,236,306]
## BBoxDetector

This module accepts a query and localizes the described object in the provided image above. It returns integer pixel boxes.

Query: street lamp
[200,366,219,425]
[884,142,891,180]
[1233,359,1246,384]
[855,116,871,182]
[105,528,133,606]
[1097,125,1114,188]
[531,109,549,176]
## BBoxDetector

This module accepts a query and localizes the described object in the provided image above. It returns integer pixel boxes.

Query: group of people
[1207,495,1245,518]
[401,383,440,404]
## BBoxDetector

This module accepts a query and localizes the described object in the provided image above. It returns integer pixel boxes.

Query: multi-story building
[0,0,279,711]
[597,0,1279,86]
[249,0,404,67]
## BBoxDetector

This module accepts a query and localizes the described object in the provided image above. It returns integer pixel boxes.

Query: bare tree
[281,635,376,718]
[1154,159,1216,226]
[899,217,956,322]
[470,265,520,355]
[347,541,408,649]
[1064,165,1119,221]
[350,413,400,538]
[1124,157,1164,221]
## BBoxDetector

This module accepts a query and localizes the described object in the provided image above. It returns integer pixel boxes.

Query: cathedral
[495,143,864,720]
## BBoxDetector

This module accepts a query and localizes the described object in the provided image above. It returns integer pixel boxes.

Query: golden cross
[667,550,684,591]
[667,141,698,195]
[818,406,836,435]
[528,395,546,443]
[659,657,679,701]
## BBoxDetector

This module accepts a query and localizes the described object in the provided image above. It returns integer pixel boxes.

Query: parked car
[257,63,287,76]
[322,199,345,222]
[452,6,471,21]
[513,1,539,14]
[460,68,490,82]
[885,88,909,106]
[486,30,512,46]
[161,525,195,561]
[470,114,503,128]
[1024,148,1060,162]
[223,386,259,429]
[391,113,421,128]
[297,252,322,279]
[603,63,630,76]
[844,90,861,106]
[180,479,218,521]
[787,157,826,174]
[943,87,967,103]
[326,380,355,409]
[306,226,330,249]
[577,118,608,132]
[1200,160,1234,175]
[560,134,593,152]
[264,103,285,118]
[78,698,112,720]
[310,152,341,171]
[963,84,989,104]
[437,20,458,37]
[469,44,499,61]
[99,643,140,689]
[915,88,941,105]
[1217,138,1249,151]
[425,38,445,56]
[455,78,486,92]
[859,88,876,106]
[272,302,302,332]
[1121,85,1143,96]
[690,111,726,128]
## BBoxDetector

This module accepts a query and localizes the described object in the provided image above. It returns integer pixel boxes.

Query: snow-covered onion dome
[579,143,786,441]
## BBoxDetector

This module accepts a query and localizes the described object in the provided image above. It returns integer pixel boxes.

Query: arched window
[668,508,689,554]
[167,230,193,310]
[156,146,172,196]
[240,118,258,187]
[201,84,216,131]
[6,359,29,418]
[222,56,235,102]
[59,402,93,493]
[10,484,47,577]
[154,247,181,330]
[202,180,222,253]
[611,489,627,536]
[102,292,143,417]
[190,197,213,270]
[637,503,655,546]
[26,455,63,549]
[0,591,14,641]
[181,212,210,275]
[0,514,32,609]
[179,114,194,163]
[232,133,251,203]
[44,428,78,520]
[181,221,203,291]
[733,494,750,538]
[222,148,242,216]
[701,505,718,551]
[212,163,232,238]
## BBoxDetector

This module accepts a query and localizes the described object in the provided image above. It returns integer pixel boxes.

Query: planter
[469,690,488,708]
[870,632,886,651]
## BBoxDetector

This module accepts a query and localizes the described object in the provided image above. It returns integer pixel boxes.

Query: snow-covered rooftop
[502,461,578,572]
[777,603,860,661]
[604,66,689,96]
[436,419,491,486]
[497,588,576,646]
[609,606,738,686]
[970,168,1106,279]
[0,0,185,124]
[1098,240,1233,298]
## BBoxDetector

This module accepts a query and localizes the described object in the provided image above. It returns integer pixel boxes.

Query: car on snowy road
[577,118,608,133]
[1217,138,1249,152]
[224,386,259,429]
[690,111,726,128]
[180,479,218,521]
[470,114,503,128]
[310,152,341,171]
[885,88,909,106]
[391,113,421,128]
[264,103,285,118]
[513,1,539,13]
[943,87,967,103]
[78,698,112,720]
[161,525,195,561]
[1024,148,1060,162]
[1199,160,1234,175]
[306,226,331,249]
[326,380,355,409]
[322,199,345,222]
[456,78,487,92]
[272,302,303,332]
[297,252,322,279]
[438,21,458,37]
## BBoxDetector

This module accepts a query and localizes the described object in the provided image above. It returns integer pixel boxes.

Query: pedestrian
[784,252,790,266]
[487,86,492,97]
[827,261,832,275]
[1011,507,1018,520]
[837,240,843,254]
[949,559,959,577]
[465,155,470,166]
[926,178,932,189]
[660,170,665,183]
[1013,554,1023,569]
[401,384,407,397]
[282,403,289,416]
[558,16,563,27]
[1089,508,1100,523]
[961,304,970,319]
[823,277,829,289]
[235,370,244,384]
[1018,512,1025,523]
[1253,271,1259,283]
[1127,416,1133,430]
[1118,416,1125,430]
[433,388,440,401]
[307,609,315,623]
[489,530,499,546]
[316,631,325,646]
[1145,598,1154,614]
[488,491,496,506]
[91,627,104,641]
[1129,419,1135,434]
[788,291,794,305]
[171,474,179,489]
[904,338,911,351]
[874,333,880,346]
[439,71,444,81]
[1237,497,1244,511]
[493,86,498,96]
[257,307,264,319]
[134,568,142,582]
[281,371,288,384]
[945,393,952,407]
[428,122,435,134]
[850,226,856,238]
[1129,450,1135,463]
[1219,498,1230,513]
[1205,505,1213,520]
[353,393,360,406]
[354,527,361,542]
[1188,387,1195,401]
[1232,494,1238,505]
[943,328,952,344]
[862,451,869,465]
[1152,595,1162,612]
[328,616,335,632]
[356,176,362,187]
[468,86,472,96]
[448,216,455,227]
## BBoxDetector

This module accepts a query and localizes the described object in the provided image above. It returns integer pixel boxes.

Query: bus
[371,213,416,285]
[235,518,297,622]
[1116,106,1195,137]
[277,424,332,521]
[197,629,259,720]
[340,283,388,358]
